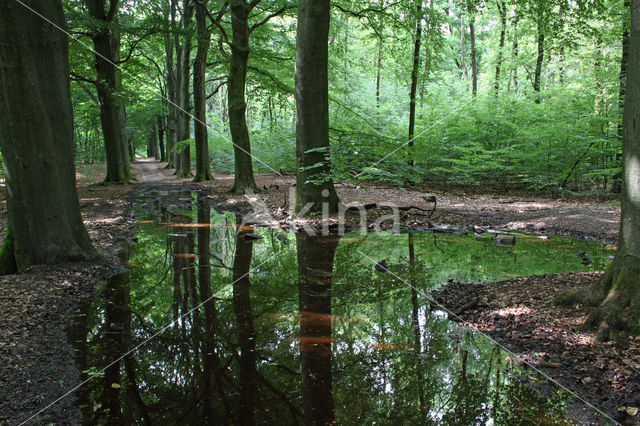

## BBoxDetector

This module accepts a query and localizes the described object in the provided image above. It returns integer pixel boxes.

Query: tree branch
[249,3,295,34]
[116,28,157,64]
[70,72,98,85]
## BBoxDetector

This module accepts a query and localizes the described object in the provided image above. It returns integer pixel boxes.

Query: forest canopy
[57,0,628,194]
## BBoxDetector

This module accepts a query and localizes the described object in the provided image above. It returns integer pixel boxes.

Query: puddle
[69,190,612,424]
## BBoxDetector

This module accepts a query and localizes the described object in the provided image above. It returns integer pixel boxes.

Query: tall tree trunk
[557,6,566,85]
[376,39,383,109]
[87,0,131,183]
[193,0,213,181]
[0,0,96,274]
[229,0,258,193]
[469,15,478,97]
[572,0,640,339]
[176,0,194,178]
[460,12,469,84]
[533,25,545,103]
[494,0,507,94]
[165,0,178,168]
[408,0,423,167]
[613,0,631,193]
[158,115,166,162]
[295,0,340,214]
[297,233,339,426]
[511,6,519,92]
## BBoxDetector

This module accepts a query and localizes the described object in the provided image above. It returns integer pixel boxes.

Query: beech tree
[86,0,132,183]
[295,0,340,214]
[0,0,96,273]
[570,0,640,339]
[192,0,214,182]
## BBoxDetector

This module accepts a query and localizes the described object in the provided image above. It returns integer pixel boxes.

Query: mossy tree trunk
[87,0,131,183]
[0,0,96,274]
[295,0,340,214]
[229,0,259,194]
[579,0,640,339]
[193,0,213,182]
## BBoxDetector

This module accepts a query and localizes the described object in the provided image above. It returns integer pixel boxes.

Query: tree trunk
[297,233,339,426]
[469,15,478,97]
[295,0,340,214]
[494,0,507,94]
[87,0,131,183]
[229,0,258,193]
[158,115,166,162]
[613,0,631,193]
[165,0,178,169]
[176,0,194,178]
[193,0,213,182]
[376,39,383,109]
[533,25,545,103]
[460,12,469,83]
[576,0,640,339]
[0,0,96,274]
[408,0,423,167]
[511,6,519,92]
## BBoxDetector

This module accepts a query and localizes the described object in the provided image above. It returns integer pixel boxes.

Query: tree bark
[408,0,423,168]
[229,0,258,193]
[158,115,166,162]
[295,0,340,214]
[193,0,213,182]
[0,0,96,274]
[469,14,478,97]
[613,0,632,193]
[510,6,519,92]
[165,0,178,168]
[494,0,507,94]
[576,0,640,339]
[460,12,469,83]
[176,0,194,178]
[86,0,131,183]
[533,25,545,103]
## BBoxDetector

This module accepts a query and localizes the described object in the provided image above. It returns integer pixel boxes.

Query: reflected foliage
[69,191,609,424]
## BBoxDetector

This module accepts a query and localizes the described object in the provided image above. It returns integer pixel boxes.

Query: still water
[68,191,614,425]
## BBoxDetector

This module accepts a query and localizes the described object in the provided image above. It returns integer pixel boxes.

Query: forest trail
[124,158,621,244]
[132,158,177,184]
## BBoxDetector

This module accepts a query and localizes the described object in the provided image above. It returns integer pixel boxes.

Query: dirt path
[124,159,620,246]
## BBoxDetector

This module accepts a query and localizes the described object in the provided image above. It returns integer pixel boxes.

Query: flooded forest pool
[68,190,615,424]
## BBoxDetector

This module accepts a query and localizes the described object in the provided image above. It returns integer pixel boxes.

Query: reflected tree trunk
[408,234,425,409]
[100,271,130,423]
[232,215,257,425]
[297,233,340,426]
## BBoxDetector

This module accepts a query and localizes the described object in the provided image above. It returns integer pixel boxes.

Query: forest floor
[0,158,636,424]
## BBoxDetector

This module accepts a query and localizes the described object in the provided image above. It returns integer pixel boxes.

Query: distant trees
[0,0,96,273]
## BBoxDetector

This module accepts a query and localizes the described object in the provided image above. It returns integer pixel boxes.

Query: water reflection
[298,233,340,426]
[68,191,609,424]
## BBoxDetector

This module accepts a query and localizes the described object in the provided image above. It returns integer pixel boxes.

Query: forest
[0,0,639,424]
